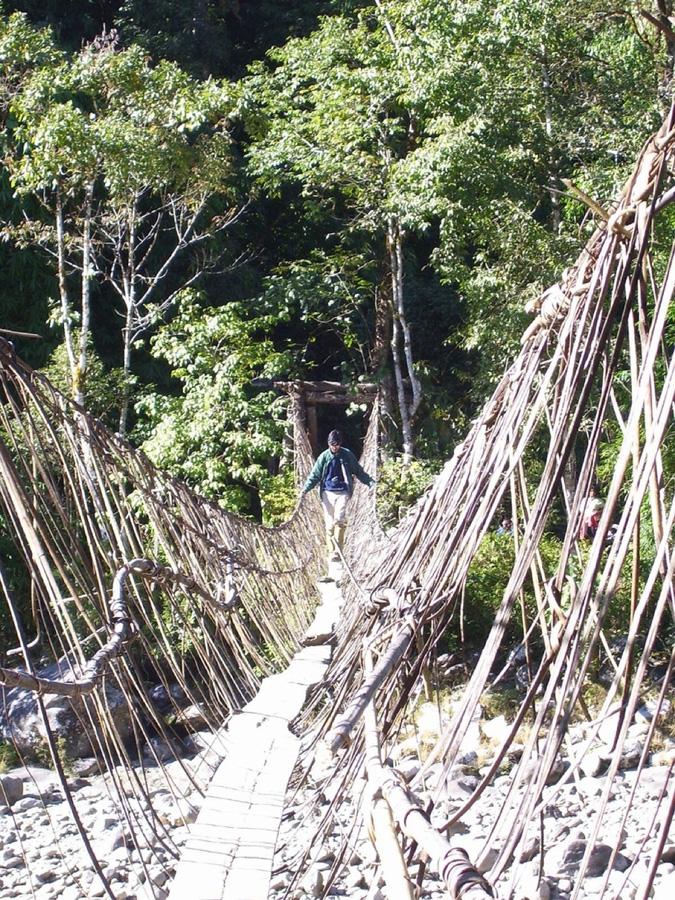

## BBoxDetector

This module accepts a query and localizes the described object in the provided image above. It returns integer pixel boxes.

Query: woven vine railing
[285,101,675,900]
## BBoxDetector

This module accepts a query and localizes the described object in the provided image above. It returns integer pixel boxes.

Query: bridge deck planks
[168,569,342,900]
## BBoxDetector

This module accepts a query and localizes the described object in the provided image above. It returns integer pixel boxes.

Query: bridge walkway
[167,561,343,900]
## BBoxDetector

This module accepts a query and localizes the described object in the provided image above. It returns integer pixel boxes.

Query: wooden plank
[168,574,343,900]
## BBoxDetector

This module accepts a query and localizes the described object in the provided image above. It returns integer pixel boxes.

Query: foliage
[253,253,376,376]
[0,0,673,509]
[375,454,441,530]
[3,17,244,427]
[389,0,665,404]
[0,520,33,658]
[460,514,656,656]
[134,290,293,515]
[237,0,672,452]
[258,467,297,527]
[0,740,19,773]
[459,530,563,648]
[40,339,127,428]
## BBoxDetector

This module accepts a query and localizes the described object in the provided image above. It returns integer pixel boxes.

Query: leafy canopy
[135,290,294,515]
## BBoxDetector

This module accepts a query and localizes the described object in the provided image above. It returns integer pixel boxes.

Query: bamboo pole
[363,647,417,900]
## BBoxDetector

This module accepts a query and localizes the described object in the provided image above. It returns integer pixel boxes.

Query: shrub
[376,456,442,530]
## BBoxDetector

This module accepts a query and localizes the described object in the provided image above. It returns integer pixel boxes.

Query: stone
[635,699,671,726]
[0,656,133,760]
[618,740,643,770]
[589,704,623,747]
[456,750,479,767]
[0,774,23,805]
[443,769,479,801]
[519,834,540,863]
[142,734,187,762]
[580,750,610,778]
[300,864,325,898]
[394,758,420,783]
[180,704,208,730]
[147,683,187,714]
[153,794,198,827]
[13,796,41,811]
[415,702,452,744]
[70,758,102,778]
[482,715,511,745]
[546,838,632,880]
[652,746,675,767]
[514,872,551,900]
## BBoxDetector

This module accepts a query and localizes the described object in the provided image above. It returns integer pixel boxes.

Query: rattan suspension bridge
[3,104,675,900]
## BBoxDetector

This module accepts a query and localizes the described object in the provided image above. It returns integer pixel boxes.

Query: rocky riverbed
[268,697,675,900]
[0,729,223,900]
[2,697,675,900]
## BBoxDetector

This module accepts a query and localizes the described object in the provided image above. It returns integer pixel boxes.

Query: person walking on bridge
[300,429,375,560]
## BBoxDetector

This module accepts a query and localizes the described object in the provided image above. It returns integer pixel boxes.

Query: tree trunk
[372,282,391,375]
[541,47,561,235]
[56,183,77,398]
[387,215,422,462]
[118,202,138,437]
[76,180,95,411]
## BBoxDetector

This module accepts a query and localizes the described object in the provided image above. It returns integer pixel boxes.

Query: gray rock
[635,699,671,726]
[142,734,186,762]
[394,758,421,783]
[13,796,41,812]
[300,864,325,898]
[651,869,675,900]
[0,656,133,760]
[0,774,23,805]
[69,758,102,778]
[619,740,643,770]
[447,772,480,799]
[519,834,540,863]
[580,750,610,778]
[547,839,631,879]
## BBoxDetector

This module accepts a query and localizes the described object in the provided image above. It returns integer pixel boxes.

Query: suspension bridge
[2,103,675,900]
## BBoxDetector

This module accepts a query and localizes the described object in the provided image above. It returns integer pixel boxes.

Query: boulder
[0,773,23,806]
[0,656,133,760]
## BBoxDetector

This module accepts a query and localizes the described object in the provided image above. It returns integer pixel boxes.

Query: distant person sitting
[300,429,376,560]
[579,486,603,540]
[496,518,513,536]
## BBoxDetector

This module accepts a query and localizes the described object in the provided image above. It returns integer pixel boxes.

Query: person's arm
[301,452,326,494]
[345,450,375,488]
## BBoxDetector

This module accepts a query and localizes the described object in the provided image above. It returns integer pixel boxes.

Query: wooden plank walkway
[168,567,342,900]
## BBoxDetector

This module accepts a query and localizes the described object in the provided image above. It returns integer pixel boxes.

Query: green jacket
[302,447,375,499]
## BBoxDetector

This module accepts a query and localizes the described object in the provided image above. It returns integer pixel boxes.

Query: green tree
[391,0,666,396]
[0,12,64,363]
[243,8,444,460]
[242,0,671,444]
[4,17,244,431]
[135,290,293,515]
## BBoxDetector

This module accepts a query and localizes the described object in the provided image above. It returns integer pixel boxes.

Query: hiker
[299,429,375,560]
[579,485,603,540]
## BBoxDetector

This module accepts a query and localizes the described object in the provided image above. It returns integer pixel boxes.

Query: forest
[0,0,673,521]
